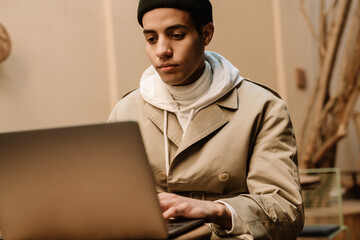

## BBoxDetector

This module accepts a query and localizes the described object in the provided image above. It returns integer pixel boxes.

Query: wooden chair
[298,168,351,239]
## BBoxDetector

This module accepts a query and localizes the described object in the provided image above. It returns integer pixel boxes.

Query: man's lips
[158,64,179,72]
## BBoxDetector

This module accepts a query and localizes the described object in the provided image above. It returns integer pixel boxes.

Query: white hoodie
[140,51,244,135]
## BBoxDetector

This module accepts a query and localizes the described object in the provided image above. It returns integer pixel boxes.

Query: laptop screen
[0,122,168,239]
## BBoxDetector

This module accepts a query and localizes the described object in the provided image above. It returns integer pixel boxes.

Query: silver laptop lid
[0,122,168,239]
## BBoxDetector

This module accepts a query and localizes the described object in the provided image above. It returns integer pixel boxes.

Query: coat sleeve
[214,98,304,239]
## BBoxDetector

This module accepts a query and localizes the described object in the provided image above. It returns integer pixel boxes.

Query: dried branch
[338,2,360,91]
[312,79,360,165]
[354,112,360,138]
[299,0,360,168]
[299,0,327,57]
[312,124,347,166]
[325,0,339,18]
[302,94,338,166]
[314,0,352,116]
[319,0,327,64]
[0,23,11,63]
[302,0,353,166]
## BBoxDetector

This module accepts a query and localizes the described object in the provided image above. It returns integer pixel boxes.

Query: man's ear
[202,22,214,46]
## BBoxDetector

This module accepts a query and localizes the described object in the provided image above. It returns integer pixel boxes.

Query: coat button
[157,171,167,181]
[218,172,229,182]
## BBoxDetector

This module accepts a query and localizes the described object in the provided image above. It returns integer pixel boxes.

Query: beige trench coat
[108,80,304,239]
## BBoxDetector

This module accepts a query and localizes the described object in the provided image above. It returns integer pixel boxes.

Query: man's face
[142,8,206,86]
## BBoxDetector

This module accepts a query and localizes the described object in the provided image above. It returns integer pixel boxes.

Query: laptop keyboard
[166,218,205,238]
[167,222,187,231]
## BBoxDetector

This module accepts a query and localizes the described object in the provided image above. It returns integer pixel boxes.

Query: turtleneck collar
[165,61,212,110]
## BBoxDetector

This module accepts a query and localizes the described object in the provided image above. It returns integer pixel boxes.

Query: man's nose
[156,38,172,59]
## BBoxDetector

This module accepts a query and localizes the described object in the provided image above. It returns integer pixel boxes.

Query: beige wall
[0,0,358,169]
[0,0,110,132]
[108,0,148,104]
[210,0,278,90]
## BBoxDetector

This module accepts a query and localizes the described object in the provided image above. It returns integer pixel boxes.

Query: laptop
[0,122,205,239]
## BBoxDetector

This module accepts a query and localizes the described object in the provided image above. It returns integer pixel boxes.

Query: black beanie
[137,0,213,27]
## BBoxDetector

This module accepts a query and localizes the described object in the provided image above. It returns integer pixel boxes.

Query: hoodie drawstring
[182,109,195,139]
[164,110,170,176]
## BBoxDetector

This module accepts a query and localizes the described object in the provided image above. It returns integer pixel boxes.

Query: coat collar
[216,87,239,110]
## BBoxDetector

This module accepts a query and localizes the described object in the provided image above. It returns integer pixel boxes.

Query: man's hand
[158,192,232,230]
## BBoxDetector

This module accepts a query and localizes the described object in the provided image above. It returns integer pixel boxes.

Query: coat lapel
[176,88,239,158]
[143,103,183,147]
[175,104,229,156]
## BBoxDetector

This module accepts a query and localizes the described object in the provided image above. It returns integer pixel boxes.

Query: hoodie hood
[140,51,244,114]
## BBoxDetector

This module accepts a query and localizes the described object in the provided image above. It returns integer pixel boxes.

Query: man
[108,0,304,239]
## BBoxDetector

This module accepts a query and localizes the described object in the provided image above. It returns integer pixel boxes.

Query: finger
[158,192,183,210]
[162,202,190,219]
[158,194,176,211]
[162,206,177,219]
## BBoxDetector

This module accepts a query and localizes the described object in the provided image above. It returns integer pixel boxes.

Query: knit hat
[137,0,213,27]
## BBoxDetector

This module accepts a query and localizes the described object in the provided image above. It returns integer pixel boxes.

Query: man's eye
[171,33,184,40]
[146,36,157,43]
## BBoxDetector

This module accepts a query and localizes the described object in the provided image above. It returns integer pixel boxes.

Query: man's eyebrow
[166,24,189,31]
[143,24,189,34]
[143,29,156,34]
